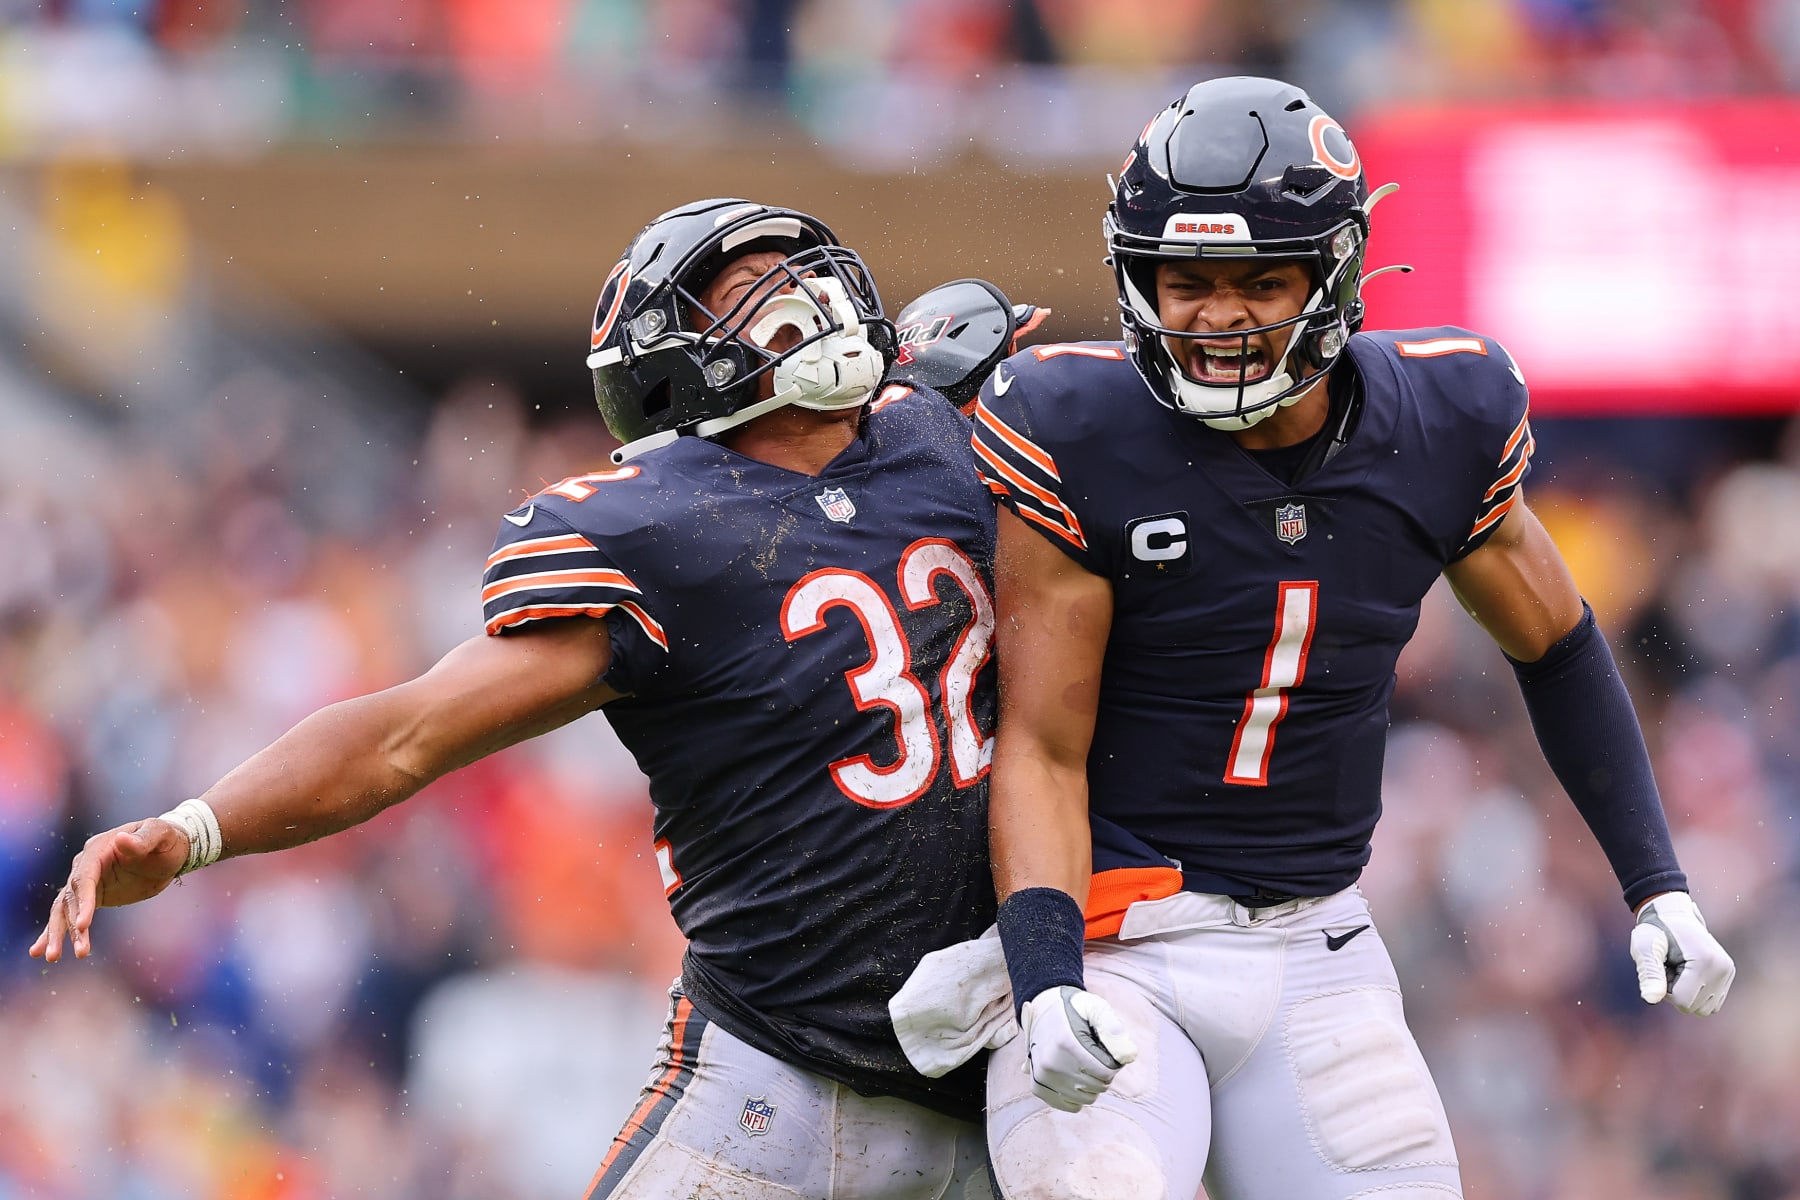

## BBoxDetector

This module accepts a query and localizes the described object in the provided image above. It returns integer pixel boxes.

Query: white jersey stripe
[1395,337,1487,358]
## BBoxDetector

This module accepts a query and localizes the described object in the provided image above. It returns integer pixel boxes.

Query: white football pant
[587,984,992,1200]
[989,888,1463,1200]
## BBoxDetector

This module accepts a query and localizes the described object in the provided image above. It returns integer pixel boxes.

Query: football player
[964,79,1736,1199]
[32,200,1004,1199]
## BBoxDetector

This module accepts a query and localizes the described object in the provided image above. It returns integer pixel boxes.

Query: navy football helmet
[1106,77,1383,430]
[889,278,1049,412]
[587,198,896,458]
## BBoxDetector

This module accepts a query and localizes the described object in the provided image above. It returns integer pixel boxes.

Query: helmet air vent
[1166,108,1267,194]
[1281,164,1333,199]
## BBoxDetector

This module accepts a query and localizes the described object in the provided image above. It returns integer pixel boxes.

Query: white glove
[1018,986,1139,1113]
[889,928,1018,1078]
[1630,891,1735,1016]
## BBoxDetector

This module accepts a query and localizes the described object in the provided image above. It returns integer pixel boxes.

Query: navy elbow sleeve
[1510,601,1686,910]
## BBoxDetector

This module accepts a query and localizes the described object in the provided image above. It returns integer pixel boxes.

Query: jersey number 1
[781,539,995,808]
[1225,581,1319,786]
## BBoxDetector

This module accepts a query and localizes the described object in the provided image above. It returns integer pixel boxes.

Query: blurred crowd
[5,0,1800,162]
[0,363,692,1198]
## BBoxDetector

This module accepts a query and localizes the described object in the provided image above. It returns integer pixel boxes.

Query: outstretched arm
[1444,496,1733,1014]
[32,617,619,962]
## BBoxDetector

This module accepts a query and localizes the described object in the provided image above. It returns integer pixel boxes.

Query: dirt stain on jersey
[751,510,802,577]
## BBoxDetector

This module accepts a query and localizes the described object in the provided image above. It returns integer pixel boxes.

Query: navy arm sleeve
[1509,601,1687,910]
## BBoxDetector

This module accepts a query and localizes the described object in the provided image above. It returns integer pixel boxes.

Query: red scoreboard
[1355,99,1800,415]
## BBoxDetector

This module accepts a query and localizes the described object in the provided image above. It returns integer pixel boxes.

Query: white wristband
[156,798,224,875]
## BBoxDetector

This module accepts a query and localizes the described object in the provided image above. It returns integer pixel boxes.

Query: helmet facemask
[680,251,888,438]
[1111,218,1366,431]
[585,201,896,461]
[1102,77,1382,432]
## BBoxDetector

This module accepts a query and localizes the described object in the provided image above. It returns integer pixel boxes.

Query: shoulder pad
[508,463,665,542]
[983,341,1130,405]
[1363,327,1527,422]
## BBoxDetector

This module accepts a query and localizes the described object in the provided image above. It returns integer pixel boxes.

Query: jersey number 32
[781,538,995,809]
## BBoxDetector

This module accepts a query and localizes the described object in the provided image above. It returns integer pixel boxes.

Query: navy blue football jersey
[973,331,1532,909]
[481,382,996,1118]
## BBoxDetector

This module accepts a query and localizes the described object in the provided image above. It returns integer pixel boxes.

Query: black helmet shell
[1106,77,1373,425]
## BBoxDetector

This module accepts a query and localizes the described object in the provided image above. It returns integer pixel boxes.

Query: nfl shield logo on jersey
[815,487,857,524]
[740,1096,777,1136]
[1275,502,1308,545]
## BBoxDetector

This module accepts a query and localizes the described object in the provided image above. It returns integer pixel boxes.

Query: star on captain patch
[815,487,856,524]
[1275,502,1308,545]
[740,1095,777,1135]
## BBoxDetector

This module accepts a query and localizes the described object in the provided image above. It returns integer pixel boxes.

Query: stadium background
[2,1,1798,1197]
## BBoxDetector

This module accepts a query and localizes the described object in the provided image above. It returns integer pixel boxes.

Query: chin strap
[1191,375,1304,431]
[1167,286,1326,430]
[692,391,793,439]
[611,429,681,464]
[749,276,884,413]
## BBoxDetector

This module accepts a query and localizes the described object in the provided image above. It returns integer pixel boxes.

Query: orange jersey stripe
[1499,409,1532,462]
[618,601,670,650]
[972,437,1065,515]
[485,602,619,635]
[485,533,599,570]
[869,383,913,412]
[971,440,1087,546]
[1468,492,1519,540]
[1014,502,1089,550]
[974,402,1061,479]
[1395,337,1487,358]
[481,567,638,604]
[1480,444,1532,504]
[1031,344,1126,361]
[485,601,670,650]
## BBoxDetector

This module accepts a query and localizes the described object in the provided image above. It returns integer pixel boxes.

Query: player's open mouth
[1193,344,1270,384]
